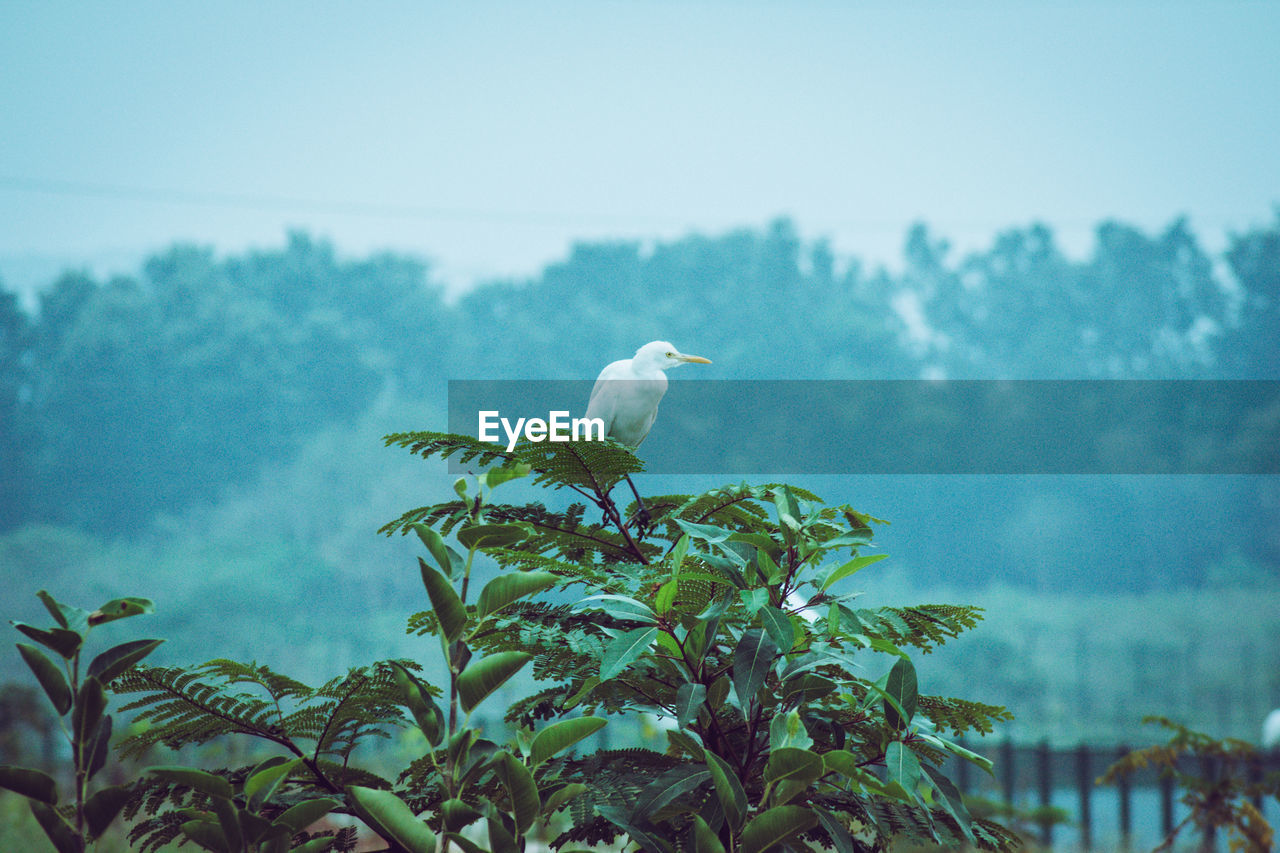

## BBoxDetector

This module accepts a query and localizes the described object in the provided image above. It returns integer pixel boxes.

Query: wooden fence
[948,741,1280,850]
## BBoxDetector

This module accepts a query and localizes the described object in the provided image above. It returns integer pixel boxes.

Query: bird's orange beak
[676,354,712,364]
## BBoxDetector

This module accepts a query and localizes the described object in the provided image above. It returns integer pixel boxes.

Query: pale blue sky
[2,1,1278,301]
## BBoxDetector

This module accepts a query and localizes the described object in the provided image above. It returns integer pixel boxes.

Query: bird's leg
[623,474,652,536]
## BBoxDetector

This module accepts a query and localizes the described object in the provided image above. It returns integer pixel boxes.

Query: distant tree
[0,285,32,530]
[1222,211,1280,376]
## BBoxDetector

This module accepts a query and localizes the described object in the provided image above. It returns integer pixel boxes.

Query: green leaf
[482,463,531,491]
[577,594,658,624]
[815,807,857,853]
[763,748,824,787]
[883,657,918,730]
[702,748,746,832]
[391,662,444,746]
[732,628,778,708]
[675,682,707,729]
[759,606,794,654]
[768,709,813,751]
[740,804,819,853]
[692,815,726,853]
[486,814,520,853]
[87,596,154,626]
[16,643,72,715]
[456,651,531,712]
[418,557,467,643]
[922,765,975,842]
[631,765,711,819]
[670,533,691,572]
[885,741,922,801]
[293,839,339,853]
[0,765,58,804]
[596,804,672,853]
[11,622,82,659]
[529,716,607,767]
[149,766,234,799]
[491,751,540,835]
[443,832,489,853]
[178,817,229,852]
[85,784,132,840]
[457,522,528,550]
[85,715,112,781]
[36,591,89,634]
[599,626,658,680]
[755,548,783,584]
[654,579,678,615]
[30,801,83,853]
[245,757,300,810]
[86,638,164,685]
[346,786,437,853]
[674,519,734,544]
[739,588,768,615]
[72,676,106,751]
[820,554,888,591]
[441,798,483,833]
[542,782,587,815]
[477,571,558,619]
[274,797,340,832]
[412,523,457,578]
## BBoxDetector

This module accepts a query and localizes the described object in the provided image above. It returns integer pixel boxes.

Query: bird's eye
[665,352,673,357]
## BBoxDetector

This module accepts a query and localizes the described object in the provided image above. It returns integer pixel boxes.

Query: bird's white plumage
[585,341,711,447]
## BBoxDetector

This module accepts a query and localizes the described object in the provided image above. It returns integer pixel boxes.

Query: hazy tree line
[0,215,1277,566]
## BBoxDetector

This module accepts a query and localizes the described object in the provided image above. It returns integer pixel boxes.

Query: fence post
[1076,744,1092,851]
[1037,740,1052,847]
[1160,770,1174,839]
[1116,745,1132,851]
[1001,739,1016,807]
[1200,753,1216,852]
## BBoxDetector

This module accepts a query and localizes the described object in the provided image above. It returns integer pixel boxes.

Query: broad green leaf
[599,626,658,680]
[444,832,489,853]
[596,804,673,853]
[732,629,778,708]
[740,804,819,853]
[85,784,131,840]
[477,571,558,619]
[274,798,341,832]
[149,766,234,799]
[675,682,707,729]
[670,533,690,572]
[294,839,339,853]
[36,591,89,634]
[922,765,975,842]
[486,815,521,853]
[883,657,918,730]
[85,715,112,781]
[768,709,813,751]
[674,519,734,544]
[529,716,607,767]
[763,748,824,786]
[72,677,107,751]
[755,548,783,584]
[884,741,922,802]
[245,757,300,810]
[820,554,888,591]
[0,765,57,803]
[16,643,72,715]
[418,558,467,643]
[576,594,658,624]
[542,782,587,815]
[917,732,995,775]
[739,588,768,615]
[456,651,531,712]
[86,638,164,685]
[30,801,83,853]
[457,522,528,550]
[11,623,82,659]
[391,662,444,746]
[561,675,599,709]
[482,463,531,490]
[815,807,857,853]
[702,748,746,832]
[87,597,154,626]
[413,523,457,578]
[759,606,794,653]
[654,579,678,615]
[346,786,436,853]
[441,798,482,833]
[631,765,711,819]
[666,728,703,759]
[692,815,726,853]
[178,817,230,852]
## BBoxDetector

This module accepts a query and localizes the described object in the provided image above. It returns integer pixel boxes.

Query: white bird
[586,340,712,448]
[1264,709,1280,748]
[586,341,711,531]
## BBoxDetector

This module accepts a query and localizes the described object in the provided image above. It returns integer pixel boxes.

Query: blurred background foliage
[1,213,1278,747]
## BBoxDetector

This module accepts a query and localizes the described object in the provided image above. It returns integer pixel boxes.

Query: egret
[586,340,711,531]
